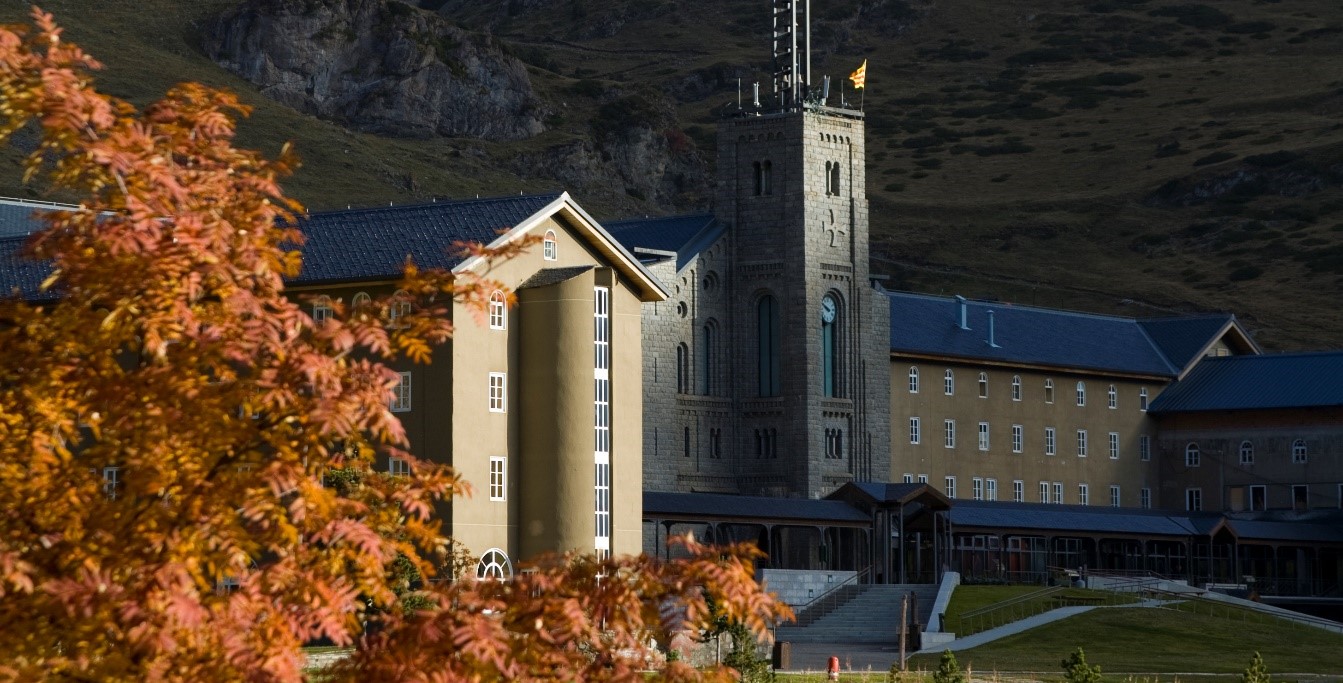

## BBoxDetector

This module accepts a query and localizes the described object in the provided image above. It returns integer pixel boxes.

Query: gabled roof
[1149,351,1343,413]
[604,214,723,271]
[1138,315,1258,374]
[948,500,1202,537]
[643,491,871,525]
[832,482,951,509]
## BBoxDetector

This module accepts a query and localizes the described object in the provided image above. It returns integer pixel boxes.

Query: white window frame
[390,371,412,412]
[1011,375,1022,401]
[489,456,506,501]
[909,417,921,445]
[1239,440,1254,465]
[1039,481,1050,504]
[1045,427,1056,456]
[1011,424,1023,453]
[103,466,122,500]
[1110,485,1121,508]
[1077,429,1088,458]
[1078,483,1089,506]
[593,286,611,557]
[1044,378,1054,404]
[1053,482,1064,504]
[978,422,990,451]
[1186,487,1202,511]
[972,477,984,501]
[488,372,507,413]
[944,419,956,449]
[978,372,988,398]
[1140,435,1151,461]
[945,476,957,499]
[488,290,507,330]
[902,473,914,484]
[388,456,410,477]
[312,295,333,324]
[351,291,371,311]
[1013,480,1024,503]
[543,229,558,260]
[1139,387,1149,411]
[908,366,919,393]
[1141,487,1152,509]
[1107,385,1117,409]
[917,474,928,484]
[389,289,412,327]
[1076,381,1086,407]
[986,478,998,502]
[1292,439,1308,464]
[944,369,954,396]
[1109,432,1119,460]
[1185,442,1200,467]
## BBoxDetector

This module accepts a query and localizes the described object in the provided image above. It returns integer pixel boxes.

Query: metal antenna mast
[771,0,810,109]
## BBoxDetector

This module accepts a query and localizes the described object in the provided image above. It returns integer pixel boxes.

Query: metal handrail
[789,568,872,626]
[959,585,1065,620]
[1137,585,1343,632]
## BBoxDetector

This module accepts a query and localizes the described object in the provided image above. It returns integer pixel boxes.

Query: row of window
[1185,440,1310,467]
[907,368,1149,410]
[387,371,506,413]
[905,472,1151,508]
[909,418,1152,460]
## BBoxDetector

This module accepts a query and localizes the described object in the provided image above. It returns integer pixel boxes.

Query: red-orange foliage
[0,8,788,682]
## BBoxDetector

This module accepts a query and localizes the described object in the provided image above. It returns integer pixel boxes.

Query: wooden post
[899,591,908,671]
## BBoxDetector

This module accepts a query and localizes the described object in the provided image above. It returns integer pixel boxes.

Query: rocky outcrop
[1146,159,1342,207]
[203,0,546,141]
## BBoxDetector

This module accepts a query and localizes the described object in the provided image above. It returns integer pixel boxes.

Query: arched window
[389,290,412,327]
[1239,440,1254,465]
[944,369,955,396]
[312,295,332,324]
[908,366,920,394]
[475,548,513,580]
[1185,442,1201,467]
[700,320,718,396]
[351,291,371,312]
[1011,375,1022,401]
[830,161,841,196]
[488,290,506,330]
[1292,439,1308,463]
[978,372,989,398]
[1107,384,1117,409]
[676,343,690,394]
[543,230,557,260]
[821,294,839,397]
[757,295,781,396]
[1076,381,1087,407]
[1044,378,1054,404]
[824,161,833,195]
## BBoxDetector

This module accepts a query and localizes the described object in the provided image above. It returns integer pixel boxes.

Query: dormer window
[543,230,557,261]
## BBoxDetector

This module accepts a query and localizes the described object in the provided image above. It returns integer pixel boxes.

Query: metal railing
[789,568,872,627]
[947,585,1137,637]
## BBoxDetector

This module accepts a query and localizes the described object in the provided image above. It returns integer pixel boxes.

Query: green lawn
[940,585,1044,626]
[909,605,1343,675]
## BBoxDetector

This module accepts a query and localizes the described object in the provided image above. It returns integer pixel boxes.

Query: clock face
[821,296,837,323]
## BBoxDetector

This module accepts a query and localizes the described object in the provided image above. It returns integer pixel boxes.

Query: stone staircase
[776,584,939,644]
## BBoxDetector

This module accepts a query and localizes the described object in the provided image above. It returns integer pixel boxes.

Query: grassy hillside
[2,0,1341,348]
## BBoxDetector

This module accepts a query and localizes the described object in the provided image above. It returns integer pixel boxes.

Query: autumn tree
[0,8,788,682]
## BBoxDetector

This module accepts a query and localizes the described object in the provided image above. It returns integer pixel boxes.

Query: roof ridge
[882,289,1149,323]
[1203,349,1343,360]
[606,212,715,224]
[302,192,562,219]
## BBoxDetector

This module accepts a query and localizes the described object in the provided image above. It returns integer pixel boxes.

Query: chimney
[987,310,1002,348]
[955,295,970,330]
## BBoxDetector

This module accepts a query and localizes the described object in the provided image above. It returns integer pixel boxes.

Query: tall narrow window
[1292,439,1308,464]
[944,420,956,449]
[594,286,611,558]
[753,161,763,196]
[978,372,988,398]
[1109,432,1120,460]
[390,371,412,412]
[1045,427,1056,456]
[820,295,839,397]
[762,161,773,195]
[824,161,833,195]
[908,366,920,393]
[909,417,921,445]
[830,161,841,196]
[944,369,955,396]
[1110,485,1121,508]
[1076,381,1086,407]
[1186,488,1202,511]
[1013,480,1024,503]
[312,296,333,324]
[972,477,984,501]
[978,422,990,451]
[676,343,690,394]
[1011,375,1022,401]
[1139,387,1149,411]
[1185,442,1200,467]
[488,373,506,413]
[945,476,957,499]
[389,290,412,328]
[1239,440,1254,465]
[1141,488,1152,509]
[1044,378,1054,404]
[986,478,997,501]
[1107,385,1117,409]
[543,230,558,260]
[1140,435,1151,461]
[1053,482,1063,504]
[1078,484,1089,506]
[489,457,506,501]
[1039,481,1050,503]
[700,320,717,396]
[1012,425,1023,453]
[1077,429,1088,458]
[489,290,506,330]
[757,295,781,396]
[103,467,122,501]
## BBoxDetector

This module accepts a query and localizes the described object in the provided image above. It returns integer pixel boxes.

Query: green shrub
[932,650,966,683]
[1241,651,1271,683]
[1061,647,1102,683]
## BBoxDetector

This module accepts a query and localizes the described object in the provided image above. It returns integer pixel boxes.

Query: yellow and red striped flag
[849,59,867,89]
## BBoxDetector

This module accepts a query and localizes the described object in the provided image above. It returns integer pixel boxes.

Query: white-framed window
[902,473,914,484]
[1076,381,1086,407]
[1053,482,1064,504]
[1110,485,1121,507]
[489,290,507,330]
[1038,481,1050,504]
[1239,440,1254,465]
[476,548,513,580]
[1140,435,1151,461]
[1076,429,1088,458]
[390,371,412,412]
[1011,375,1022,401]
[978,372,988,398]
[389,289,412,327]
[1185,442,1200,467]
[351,291,371,311]
[1044,378,1055,404]
[1186,487,1202,511]
[944,369,954,395]
[1292,439,1308,464]
[1045,427,1056,456]
[1078,483,1089,506]
[1139,387,1149,411]
[1107,384,1117,409]
[908,366,919,393]
[909,417,921,445]
[488,372,506,412]
[1109,432,1120,460]
[388,456,410,477]
[945,476,957,499]
[917,473,928,484]
[1013,480,1024,503]
[978,422,990,451]
[944,420,956,449]
[103,466,122,500]
[312,295,333,324]
[972,477,984,501]
[986,478,998,502]
[1011,425,1023,453]
[543,229,558,260]
[1141,487,1152,509]
[1250,484,1266,511]
[594,287,611,557]
[489,456,506,501]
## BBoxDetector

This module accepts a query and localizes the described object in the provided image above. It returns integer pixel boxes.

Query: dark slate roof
[643,491,871,524]
[885,291,1181,377]
[839,482,951,507]
[1138,315,1240,370]
[0,235,55,300]
[290,193,562,285]
[0,199,74,238]
[1227,519,1343,543]
[604,214,722,270]
[1149,352,1343,413]
[948,500,1199,537]
[518,265,593,290]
